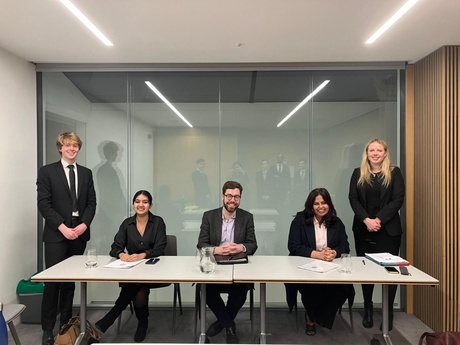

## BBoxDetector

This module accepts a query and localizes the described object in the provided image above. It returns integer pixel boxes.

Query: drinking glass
[199,247,216,274]
[86,248,98,268]
[340,253,352,274]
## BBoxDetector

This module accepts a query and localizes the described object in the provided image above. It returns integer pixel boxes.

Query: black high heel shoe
[305,323,316,336]
[305,312,316,336]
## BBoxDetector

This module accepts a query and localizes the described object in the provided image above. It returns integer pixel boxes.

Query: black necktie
[68,165,78,212]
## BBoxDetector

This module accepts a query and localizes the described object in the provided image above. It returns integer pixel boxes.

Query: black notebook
[214,252,248,264]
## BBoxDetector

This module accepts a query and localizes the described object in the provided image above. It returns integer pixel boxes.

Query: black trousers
[41,219,86,332]
[298,283,351,329]
[206,283,250,328]
[354,229,401,306]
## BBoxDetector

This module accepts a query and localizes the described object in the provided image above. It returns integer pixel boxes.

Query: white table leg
[75,282,87,345]
[259,283,266,344]
[199,284,207,344]
[382,285,393,345]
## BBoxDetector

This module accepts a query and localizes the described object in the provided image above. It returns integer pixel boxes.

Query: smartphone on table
[384,266,399,274]
[145,257,160,265]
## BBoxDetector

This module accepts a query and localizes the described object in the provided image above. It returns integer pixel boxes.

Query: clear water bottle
[200,247,216,274]
[0,302,8,345]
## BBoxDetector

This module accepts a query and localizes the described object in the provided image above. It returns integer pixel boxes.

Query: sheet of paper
[297,260,339,273]
[103,258,146,269]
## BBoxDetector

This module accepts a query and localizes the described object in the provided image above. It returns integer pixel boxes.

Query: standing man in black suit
[291,159,310,210]
[192,158,212,208]
[255,159,275,208]
[37,132,97,345]
[269,153,291,211]
[197,181,257,344]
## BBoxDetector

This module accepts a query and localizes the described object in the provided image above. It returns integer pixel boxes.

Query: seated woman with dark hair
[288,187,352,336]
[95,190,167,342]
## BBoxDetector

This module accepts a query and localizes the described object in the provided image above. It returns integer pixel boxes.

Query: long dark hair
[303,187,337,227]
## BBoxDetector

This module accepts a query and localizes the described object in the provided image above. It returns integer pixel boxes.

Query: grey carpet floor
[10,307,432,345]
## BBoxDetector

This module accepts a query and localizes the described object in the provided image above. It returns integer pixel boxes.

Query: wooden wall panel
[409,46,460,332]
[405,65,415,314]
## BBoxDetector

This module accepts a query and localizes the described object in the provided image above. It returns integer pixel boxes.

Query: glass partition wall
[39,67,403,307]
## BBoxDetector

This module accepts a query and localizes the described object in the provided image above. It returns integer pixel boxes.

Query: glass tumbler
[340,253,352,274]
[86,248,98,268]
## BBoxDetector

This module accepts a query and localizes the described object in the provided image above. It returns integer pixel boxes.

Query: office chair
[117,235,183,335]
[2,303,26,345]
[194,283,254,340]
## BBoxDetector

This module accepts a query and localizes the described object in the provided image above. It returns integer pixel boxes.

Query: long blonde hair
[357,138,393,187]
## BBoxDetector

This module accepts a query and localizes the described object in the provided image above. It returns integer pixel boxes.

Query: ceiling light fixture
[59,0,113,46]
[145,81,193,128]
[365,0,419,44]
[277,80,330,128]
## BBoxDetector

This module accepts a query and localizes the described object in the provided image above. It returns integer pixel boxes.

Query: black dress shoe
[362,302,374,328]
[42,330,54,345]
[206,320,224,337]
[226,327,239,344]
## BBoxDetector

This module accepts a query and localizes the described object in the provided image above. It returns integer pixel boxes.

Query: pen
[362,260,366,265]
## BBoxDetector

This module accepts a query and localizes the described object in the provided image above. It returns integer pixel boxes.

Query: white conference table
[32,255,233,344]
[233,256,439,345]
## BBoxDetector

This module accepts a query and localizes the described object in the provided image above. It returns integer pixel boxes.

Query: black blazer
[348,166,405,236]
[197,207,258,255]
[37,161,97,242]
[288,211,350,258]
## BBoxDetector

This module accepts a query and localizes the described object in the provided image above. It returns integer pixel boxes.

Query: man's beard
[224,202,238,213]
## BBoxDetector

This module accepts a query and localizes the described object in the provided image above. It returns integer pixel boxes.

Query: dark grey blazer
[37,161,97,242]
[348,166,405,236]
[197,207,258,255]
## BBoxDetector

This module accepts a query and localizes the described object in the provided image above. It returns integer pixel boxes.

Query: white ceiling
[1,0,459,65]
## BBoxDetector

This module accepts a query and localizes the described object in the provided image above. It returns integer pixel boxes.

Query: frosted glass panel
[40,68,402,307]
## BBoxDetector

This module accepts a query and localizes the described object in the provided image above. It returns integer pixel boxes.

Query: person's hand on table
[323,248,337,262]
[119,253,147,262]
[214,243,244,255]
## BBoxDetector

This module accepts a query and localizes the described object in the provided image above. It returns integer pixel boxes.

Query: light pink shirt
[313,216,327,251]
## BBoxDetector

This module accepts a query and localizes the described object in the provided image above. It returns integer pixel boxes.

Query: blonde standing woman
[348,139,405,331]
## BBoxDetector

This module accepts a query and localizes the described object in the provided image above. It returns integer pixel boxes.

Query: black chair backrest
[164,235,177,256]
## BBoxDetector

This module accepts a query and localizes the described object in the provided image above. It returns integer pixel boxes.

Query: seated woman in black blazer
[288,187,352,336]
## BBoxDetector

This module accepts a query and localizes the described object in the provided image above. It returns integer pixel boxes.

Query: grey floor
[10,307,432,345]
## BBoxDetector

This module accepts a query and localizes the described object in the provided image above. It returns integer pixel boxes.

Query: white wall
[0,48,37,304]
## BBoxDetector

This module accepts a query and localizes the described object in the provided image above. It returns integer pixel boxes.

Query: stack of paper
[104,259,145,269]
[365,253,409,266]
[297,260,340,273]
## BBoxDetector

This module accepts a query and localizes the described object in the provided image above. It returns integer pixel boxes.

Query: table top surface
[32,255,439,286]
[32,255,233,284]
[233,256,439,285]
